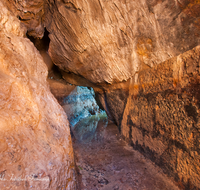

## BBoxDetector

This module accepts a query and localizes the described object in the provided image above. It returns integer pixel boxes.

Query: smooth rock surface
[0,2,77,189]
[48,78,76,105]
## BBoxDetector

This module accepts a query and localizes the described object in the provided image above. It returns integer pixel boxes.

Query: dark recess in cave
[27,29,64,78]
[27,28,50,51]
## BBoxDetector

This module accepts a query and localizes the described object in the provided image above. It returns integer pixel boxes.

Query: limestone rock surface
[0,2,77,189]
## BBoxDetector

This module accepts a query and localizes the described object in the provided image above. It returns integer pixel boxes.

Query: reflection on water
[71,112,108,143]
[73,120,179,190]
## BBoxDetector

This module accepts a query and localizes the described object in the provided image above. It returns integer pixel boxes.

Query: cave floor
[72,118,179,190]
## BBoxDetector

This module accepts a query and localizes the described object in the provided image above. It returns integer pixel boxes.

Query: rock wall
[95,84,129,127]
[43,2,200,186]
[6,0,45,38]
[3,0,200,189]
[0,1,77,189]
[45,0,200,84]
[121,45,200,189]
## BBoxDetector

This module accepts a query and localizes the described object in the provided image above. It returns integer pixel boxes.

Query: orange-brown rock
[6,0,45,38]
[45,0,200,85]
[121,45,200,189]
[0,2,77,189]
[48,78,76,105]
[3,0,200,189]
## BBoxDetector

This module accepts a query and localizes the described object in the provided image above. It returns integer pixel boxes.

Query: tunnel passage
[62,86,108,142]
[27,29,108,141]
[48,78,109,142]
[25,22,200,190]
[28,31,109,143]
[2,0,200,189]
[62,86,107,126]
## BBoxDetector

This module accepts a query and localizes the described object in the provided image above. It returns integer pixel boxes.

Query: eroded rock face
[0,2,76,189]
[121,45,200,189]
[3,0,200,188]
[6,0,45,38]
[95,84,130,127]
[45,0,200,84]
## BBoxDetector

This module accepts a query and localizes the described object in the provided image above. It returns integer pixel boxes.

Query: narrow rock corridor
[72,117,179,190]
[1,0,200,189]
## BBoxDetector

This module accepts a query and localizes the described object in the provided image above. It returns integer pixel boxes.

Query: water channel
[72,114,179,190]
